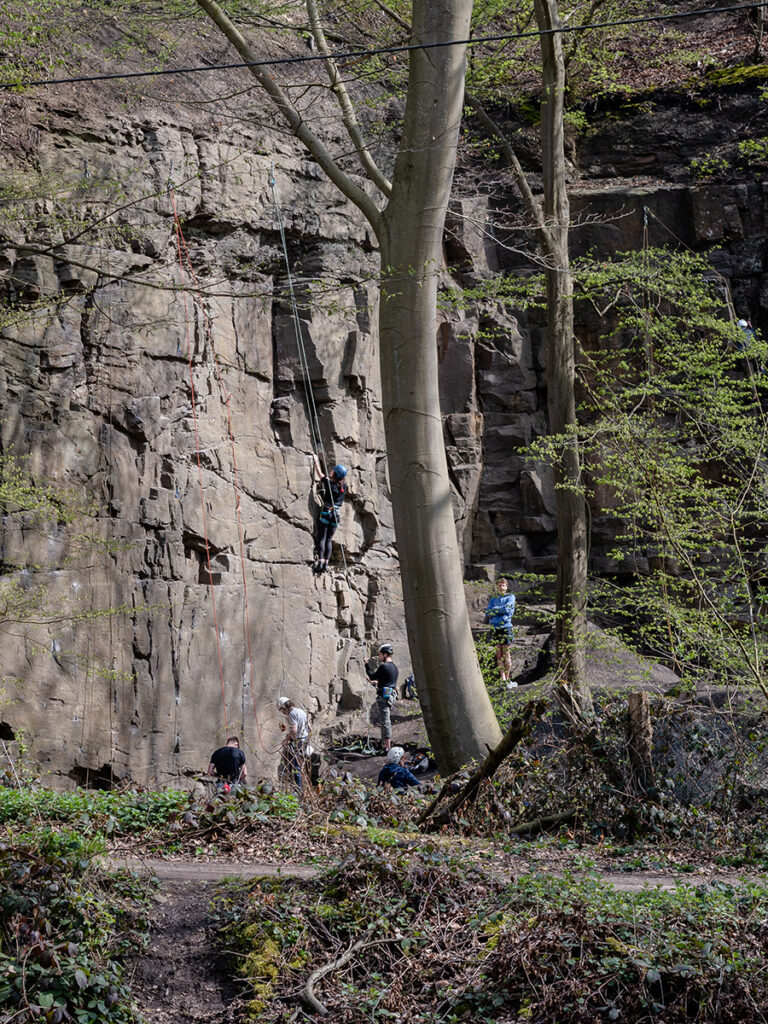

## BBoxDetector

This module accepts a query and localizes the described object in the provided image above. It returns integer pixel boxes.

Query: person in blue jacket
[377,747,420,789]
[484,576,516,688]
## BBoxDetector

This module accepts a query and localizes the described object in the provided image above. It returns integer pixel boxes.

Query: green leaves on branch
[572,248,768,691]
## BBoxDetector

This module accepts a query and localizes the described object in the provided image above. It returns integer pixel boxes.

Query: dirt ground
[126,695,763,1022]
[129,880,240,1024]
[325,699,433,784]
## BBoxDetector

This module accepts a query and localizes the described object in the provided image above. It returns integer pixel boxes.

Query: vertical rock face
[0,96,409,786]
[2,76,767,786]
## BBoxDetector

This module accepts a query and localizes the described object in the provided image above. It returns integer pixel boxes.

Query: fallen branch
[419,699,545,831]
[298,899,406,1016]
[508,808,577,836]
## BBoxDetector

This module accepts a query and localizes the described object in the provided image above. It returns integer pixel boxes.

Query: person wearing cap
[311,452,348,575]
[484,576,516,688]
[277,697,310,791]
[377,747,420,789]
[208,736,247,791]
[365,643,399,754]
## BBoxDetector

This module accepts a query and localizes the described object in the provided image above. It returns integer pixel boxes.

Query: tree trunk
[378,0,502,771]
[535,0,591,719]
[626,691,655,795]
[196,0,503,771]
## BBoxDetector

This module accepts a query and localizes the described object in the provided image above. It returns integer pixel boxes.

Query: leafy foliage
[0,828,150,1024]
[690,152,730,179]
[0,788,189,834]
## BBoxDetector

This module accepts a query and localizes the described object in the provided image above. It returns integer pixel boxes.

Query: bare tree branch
[195,0,382,232]
[305,0,392,198]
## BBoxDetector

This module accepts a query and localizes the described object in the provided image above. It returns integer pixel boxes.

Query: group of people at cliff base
[206,643,425,795]
[207,576,517,794]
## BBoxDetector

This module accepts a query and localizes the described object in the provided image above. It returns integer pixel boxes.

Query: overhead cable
[0,2,764,90]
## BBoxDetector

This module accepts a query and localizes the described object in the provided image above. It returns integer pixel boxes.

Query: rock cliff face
[1,67,766,786]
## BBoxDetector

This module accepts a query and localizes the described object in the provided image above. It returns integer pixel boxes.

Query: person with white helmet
[365,643,399,754]
[277,697,310,791]
[377,747,420,789]
[311,453,348,574]
[736,317,756,352]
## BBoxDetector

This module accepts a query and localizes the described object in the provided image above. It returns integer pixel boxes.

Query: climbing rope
[268,166,378,737]
[268,166,358,586]
[171,186,230,740]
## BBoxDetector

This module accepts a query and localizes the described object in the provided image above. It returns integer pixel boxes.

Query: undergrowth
[211,846,768,1024]
[0,828,152,1024]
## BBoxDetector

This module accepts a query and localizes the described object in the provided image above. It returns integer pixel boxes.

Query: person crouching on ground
[377,747,420,789]
[278,696,310,791]
[312,453,348,574]
[365,643,399,754]
[208,736,247,792]
[484,576,516,688]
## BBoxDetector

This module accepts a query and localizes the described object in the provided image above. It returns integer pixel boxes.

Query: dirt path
[119,855,758,890]
[125,858,761,1022]
[113,856,319,882]
[129,880,239,1024]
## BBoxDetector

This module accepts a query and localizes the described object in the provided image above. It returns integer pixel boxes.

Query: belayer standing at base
[484,576,517,688]
[366,643,399,754]
[278,696,310,791]
[208,736,247,792]
[311,453,348,575]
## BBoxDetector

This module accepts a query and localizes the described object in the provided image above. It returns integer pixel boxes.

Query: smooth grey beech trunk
[197,0,503,770]
[535,0,591,717]
[377,2,502,770]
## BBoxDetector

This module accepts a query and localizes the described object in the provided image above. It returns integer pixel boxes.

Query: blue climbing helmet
[332,464,348,479]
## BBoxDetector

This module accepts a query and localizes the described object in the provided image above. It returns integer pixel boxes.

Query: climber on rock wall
[311,453,348,575]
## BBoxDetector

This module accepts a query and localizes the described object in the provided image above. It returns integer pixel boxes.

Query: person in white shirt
[278,697,309,791]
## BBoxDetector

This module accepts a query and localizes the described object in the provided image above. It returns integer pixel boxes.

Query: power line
[1,2,764,91]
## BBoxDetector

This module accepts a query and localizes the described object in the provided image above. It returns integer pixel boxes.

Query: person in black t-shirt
[207,736,247,790]
[311,453,348,574]
[365,643,399,754]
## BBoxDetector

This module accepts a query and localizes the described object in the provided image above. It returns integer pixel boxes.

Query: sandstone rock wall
[2,74,767,786]
[0,93,406,786]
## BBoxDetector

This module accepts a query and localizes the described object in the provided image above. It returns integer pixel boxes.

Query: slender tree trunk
[197,0,502,771]
[626,691,655,796]
[535,0,591,718]
[377,0,502,771]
